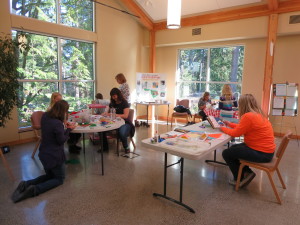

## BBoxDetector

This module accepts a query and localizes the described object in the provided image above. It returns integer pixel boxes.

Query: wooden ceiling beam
[153,1,300,31]
[154,5,270,31]
[267,0,278,10]
[118,0,153,30]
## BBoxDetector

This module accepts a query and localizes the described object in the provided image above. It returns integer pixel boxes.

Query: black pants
[222,143,274,180]
[67,133,81,146]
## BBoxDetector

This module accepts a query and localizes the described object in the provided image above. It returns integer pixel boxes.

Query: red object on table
[88,104,106,109]
[204,108,239,119]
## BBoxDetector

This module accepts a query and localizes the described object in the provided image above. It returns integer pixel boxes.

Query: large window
[14,31,95,128]
[11,0,94,31]
[177,46,244,112]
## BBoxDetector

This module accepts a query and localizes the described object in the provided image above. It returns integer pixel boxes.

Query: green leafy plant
[0,32,29,127]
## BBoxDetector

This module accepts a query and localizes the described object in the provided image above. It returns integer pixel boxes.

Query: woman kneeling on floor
[220,94,275,188]
[12,100,76,203]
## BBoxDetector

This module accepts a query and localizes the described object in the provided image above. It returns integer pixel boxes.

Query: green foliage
[0,33,29,127]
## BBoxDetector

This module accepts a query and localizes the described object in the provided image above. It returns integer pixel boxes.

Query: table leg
[167,104,169,125]
[82,133,85,154]
[153,153,195,213]
[146,105,149,126]
[100,132,104,175]
[205,143,228,166]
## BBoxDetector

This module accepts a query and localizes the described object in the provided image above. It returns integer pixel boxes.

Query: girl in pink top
[221,94,275,188]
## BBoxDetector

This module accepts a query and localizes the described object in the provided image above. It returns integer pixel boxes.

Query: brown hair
[202,91,210,99]
[115,73,127,84]
[95,93,103,99]
[48,100,69,122]
[238,94,265,118]
[110,88,126,104]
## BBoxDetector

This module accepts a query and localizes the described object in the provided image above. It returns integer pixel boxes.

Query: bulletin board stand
[270,82,298,146]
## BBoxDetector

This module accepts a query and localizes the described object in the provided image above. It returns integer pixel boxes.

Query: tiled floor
[1,122,300,225]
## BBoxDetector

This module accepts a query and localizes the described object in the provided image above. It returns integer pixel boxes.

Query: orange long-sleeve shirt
[220,112,276,153]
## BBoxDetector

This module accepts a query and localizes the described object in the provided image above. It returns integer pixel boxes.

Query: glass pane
[177,82,207,99]
[11,0,56,23]
[63,81,94,112]
[60,0,93,31]
[178,49,208,81]
[61,39,94,80]
[18,82,58,127]
[12,31,58,80]
[209,46,244,82]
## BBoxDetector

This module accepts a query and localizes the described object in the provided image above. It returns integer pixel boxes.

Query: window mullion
[206,48,211,92]
[57,37,63,93]
[57,0,60,25]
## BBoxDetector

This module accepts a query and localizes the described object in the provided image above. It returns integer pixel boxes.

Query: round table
[72,117,125,175]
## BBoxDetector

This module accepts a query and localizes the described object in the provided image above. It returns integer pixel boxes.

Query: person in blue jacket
[12,100,76,203]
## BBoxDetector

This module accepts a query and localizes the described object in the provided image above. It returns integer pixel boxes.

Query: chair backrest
[128,109,134,123]
[176,99,189,108]
[31,111,44,130]
[275,131,292,165]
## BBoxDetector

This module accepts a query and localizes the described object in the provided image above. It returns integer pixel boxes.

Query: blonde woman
[115,73,130,105]
[47,92,62,111]
[220,94,275,187]
[219,84,237,110]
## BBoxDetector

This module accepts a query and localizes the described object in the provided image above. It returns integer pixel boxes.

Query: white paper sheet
[284,109,296,116]
[273,96,284,108]
[272,109,283,116]
[275,84,287,96]
[286,84,298,97]
[285,97,297,109]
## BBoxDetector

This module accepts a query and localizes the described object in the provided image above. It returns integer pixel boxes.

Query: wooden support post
[150,30,156,73]
[262,14,278,115]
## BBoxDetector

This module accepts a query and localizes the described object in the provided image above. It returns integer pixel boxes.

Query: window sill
[18,127,33,133]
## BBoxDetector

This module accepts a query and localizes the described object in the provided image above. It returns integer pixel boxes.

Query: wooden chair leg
[235,164,245,191]
[171,116,173,127]
[130,138,136,150]
[266,171,282,204]
[31,138,41,158]
[276,168,286,189]
[0,150,15,181]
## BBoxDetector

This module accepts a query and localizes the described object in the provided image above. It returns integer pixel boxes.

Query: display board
[136,73,166,102]
[271,83,298,116]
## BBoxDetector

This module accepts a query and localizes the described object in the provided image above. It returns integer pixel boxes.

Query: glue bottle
[154,131,158,143]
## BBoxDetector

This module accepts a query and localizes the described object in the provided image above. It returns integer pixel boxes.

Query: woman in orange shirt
[220,94,275,187]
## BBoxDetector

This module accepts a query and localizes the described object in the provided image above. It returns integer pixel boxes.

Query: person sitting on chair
[219,84,238,111]
[220,94,275,188]
[101,88,135,153]
[198,91,213,121]
[11,100,76,203]
[94,93,110,115]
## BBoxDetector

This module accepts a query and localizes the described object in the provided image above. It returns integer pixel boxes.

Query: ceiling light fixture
[167,0,181,29]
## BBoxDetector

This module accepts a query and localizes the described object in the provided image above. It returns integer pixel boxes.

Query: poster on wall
[136,73,166,102]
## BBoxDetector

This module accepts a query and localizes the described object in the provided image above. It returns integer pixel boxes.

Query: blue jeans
[118,123,131,149]
[26,164,65,195]
[222,143,274,180]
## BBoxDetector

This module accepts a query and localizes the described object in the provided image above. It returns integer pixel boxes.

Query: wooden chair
[113,109,136,156]
[235,131,292,204]
[171,99,190,127]
[30,111,44,158]
[193,114,202,123]
[0,148,15,181]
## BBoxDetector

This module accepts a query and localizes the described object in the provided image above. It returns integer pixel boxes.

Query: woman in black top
[12,100,76,203]
[102,88,134,153]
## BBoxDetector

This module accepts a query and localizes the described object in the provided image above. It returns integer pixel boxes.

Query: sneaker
[239,172,256,188]
[12,185,36,203]
[124,147,130,154]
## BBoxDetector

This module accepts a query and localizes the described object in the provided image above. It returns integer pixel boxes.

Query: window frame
[16,29,96,130]
[176,45,244,113]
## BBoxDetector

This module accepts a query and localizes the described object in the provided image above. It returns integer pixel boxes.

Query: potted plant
[0,32,29,127]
